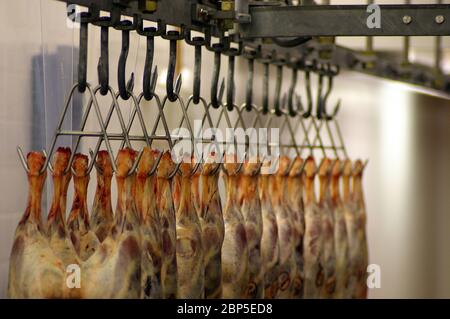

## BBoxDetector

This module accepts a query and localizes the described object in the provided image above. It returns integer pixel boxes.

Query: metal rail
[240,4,450,38]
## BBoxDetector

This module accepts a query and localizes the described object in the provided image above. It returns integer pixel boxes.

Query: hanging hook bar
[162,26,185,102]
[115,18,136,100]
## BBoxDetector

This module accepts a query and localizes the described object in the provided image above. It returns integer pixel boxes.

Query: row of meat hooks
[16,9,365,179]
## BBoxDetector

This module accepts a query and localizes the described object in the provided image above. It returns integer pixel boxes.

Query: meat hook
[115,18,137,100]
[162,26,185,102]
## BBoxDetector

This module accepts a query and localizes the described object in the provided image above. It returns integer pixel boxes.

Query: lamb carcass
[318,158,336,298]
[8,152,66,298]
[286,157,306,298]
[67,154,100,261]
[238,159,263,299]
[198,156,224,299]
[80,148,141,298]
[173,159,204,298]
[221,158,249,298]
[157,151,178,298]
[46,148,80,271]
[270,156,297,298]
[303,156,324,298]
[331,160,350,299]
[353,160,369,299]
[90,150,114,243]
[259,160,280,299]
[135,147,163,299]
[342,159,358,298]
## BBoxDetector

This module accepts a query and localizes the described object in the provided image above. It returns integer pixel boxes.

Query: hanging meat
[221,158,249,299]
[173,159,204,298]
[157,151,178,298]
[318,158,336,298]
[80,148,141,298]
[353,160,369,299]
[135,147,163,299]
[330,159,350,299]
[286,156,306,298]
[46,147,80,273]
[90,150,114,243]
[238,159,263,299]
[259,159,280,299]
[270,156,297,298]
[198,156,224,299]
[342,159,358,298]
[190,162,201,217]
[8,152,66,298]
[303,156,324,298]
[67,154,100,261]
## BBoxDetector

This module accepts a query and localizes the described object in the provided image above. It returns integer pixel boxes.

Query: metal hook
[136,17,163,101]
[271,54,286,117]
[316,63,326,119]
[287,62,298,117]
[162,27,185,102]
[302,61,315,119]
[97,22,110,96]
[206,30,229,109]
[76,11,96,93]
[262,62,270,115]
[115,18,136,100]
[93,10,119,96]
[243,47,258,111]
[185,29,206,105]
[321,64,341,120]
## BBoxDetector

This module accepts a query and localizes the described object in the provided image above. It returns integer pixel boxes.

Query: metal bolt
[435,15,445,24]
[198,8,210,21]
[403,15,412,25]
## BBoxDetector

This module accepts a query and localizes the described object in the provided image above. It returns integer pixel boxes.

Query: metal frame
[240,4,450,38]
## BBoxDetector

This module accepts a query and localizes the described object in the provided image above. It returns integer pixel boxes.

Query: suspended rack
[20,0,443,176]
[58,0,450,93]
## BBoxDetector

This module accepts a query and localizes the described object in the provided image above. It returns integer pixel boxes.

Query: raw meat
[259,160,280,299]
[198,155,224,299]
[303,156,324,298]
[330,160,350,299]
[353,160,369,299]
[173,159,205,298]
[8,152,66,298]
[67,154,100,261]
[238,159,263,299]
[221,158,249,298]
[157,151,178,298]
[287,156,306,298]
[318,158,336,298]
[90,150,114,243]
[80,148,141,298]
[270,156,297,299]
[135,147,163,299]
